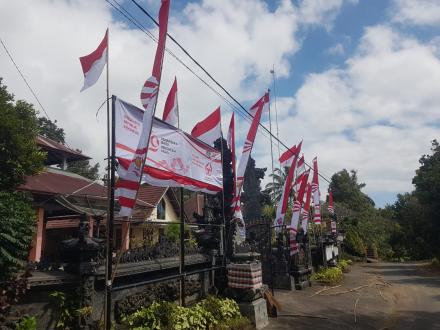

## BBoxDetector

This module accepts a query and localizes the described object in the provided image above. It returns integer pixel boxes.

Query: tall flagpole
[267,89,276,201]
[104,27,114,330]
[270,65,281,162]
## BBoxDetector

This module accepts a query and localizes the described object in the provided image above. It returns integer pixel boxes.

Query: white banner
[115,99,222,193]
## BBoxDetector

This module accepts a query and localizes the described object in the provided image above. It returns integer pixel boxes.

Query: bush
[122,297,248,330]
[0,191,36,281]
[15,316,37,330]
[338,259,351,273]
[344,228,366,257]
[311,267,343,285]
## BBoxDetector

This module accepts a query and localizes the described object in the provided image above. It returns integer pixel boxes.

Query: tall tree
[329,169,374,211]
[0,78,45,190]
[37,117,65,144]
[0,79,41,279]
[411,140,440,258]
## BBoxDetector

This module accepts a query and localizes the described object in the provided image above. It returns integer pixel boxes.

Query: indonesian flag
[232,93,269,239]
[79,29,108,92]
[290,169,310,255]
[235,93,269,193]
[279,145,298,168]
[162,77,178,126]
[117,0,170,217]
[293,155,306,191]
[328,189,334,214]
[273,141,302,233]
[312,156,321,224]
[191,107,221,146]
[301,183,312,234]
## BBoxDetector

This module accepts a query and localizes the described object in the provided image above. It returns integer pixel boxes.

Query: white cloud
[298,0,357,28]
[277,25,440,202]
[391,0,440,26]
[0,0,350,177]
[326,42,345,56]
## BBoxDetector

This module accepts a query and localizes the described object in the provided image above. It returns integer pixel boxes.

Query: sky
[1,0,440,207]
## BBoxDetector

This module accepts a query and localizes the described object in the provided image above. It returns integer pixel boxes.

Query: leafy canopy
[0,79,45,190]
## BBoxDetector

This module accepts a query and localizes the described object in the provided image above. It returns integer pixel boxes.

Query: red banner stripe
[118,196,136,208]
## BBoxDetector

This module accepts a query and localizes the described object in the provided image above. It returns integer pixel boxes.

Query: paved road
[266,262,440,330]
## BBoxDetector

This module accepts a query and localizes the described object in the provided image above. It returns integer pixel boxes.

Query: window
[157,199,166,220]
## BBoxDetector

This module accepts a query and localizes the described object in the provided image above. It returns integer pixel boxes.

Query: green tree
[405,139,440,259]
[329,169,374,211]
[264,167,288,203]
[37,117,65,144]
[0,192,35,281]
[0,79,45,190]
[66,150,100,181]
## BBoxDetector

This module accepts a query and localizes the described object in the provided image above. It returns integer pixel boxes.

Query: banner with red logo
[115,98,222,194]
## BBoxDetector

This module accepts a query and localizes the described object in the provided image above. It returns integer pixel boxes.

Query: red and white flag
[279,145,298,168]
[273,141,302,233]
[162,77,179,126]
[235,93,269,193]
[117,0,170,217]
[191,107,221,146]
[232,93,269,239]
[301,182,312,233]
[312,156,321,224]
[79,29,108,92]
[293,155,306,191]
[290,169,310,255]
[328,189,334,214]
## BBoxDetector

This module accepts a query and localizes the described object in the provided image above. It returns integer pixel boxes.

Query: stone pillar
[29,208,44,262]
[88,215,94,238]
[121,222,130,251]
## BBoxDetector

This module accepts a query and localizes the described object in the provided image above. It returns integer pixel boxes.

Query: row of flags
[78,0,336,248]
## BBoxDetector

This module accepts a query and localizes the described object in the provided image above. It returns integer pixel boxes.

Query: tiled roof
[18,167,106,196]
[37,135,90,165]
[137,185,168,207]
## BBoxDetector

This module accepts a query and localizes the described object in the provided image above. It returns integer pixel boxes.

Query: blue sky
[2,0,440,208]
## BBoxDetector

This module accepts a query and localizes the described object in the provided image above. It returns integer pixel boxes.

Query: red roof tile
[18,167,106,196]
[137,185,167,207]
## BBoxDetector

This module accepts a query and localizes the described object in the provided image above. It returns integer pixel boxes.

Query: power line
[1,37,76,150]
[106,0,330,183]
[0,37,51,120]
[106,0,268,138]
[128,0,331,183]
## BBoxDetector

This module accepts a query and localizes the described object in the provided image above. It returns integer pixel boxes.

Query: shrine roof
[37,135,90,165]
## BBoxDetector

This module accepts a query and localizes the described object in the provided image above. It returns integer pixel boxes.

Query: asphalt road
[266,262,440,330]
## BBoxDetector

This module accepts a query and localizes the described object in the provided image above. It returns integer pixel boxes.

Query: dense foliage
[385,140,440,260]
[122,296,251,330]
[311,267,343,285]
[0,192,36,281]
[329,140,440,261]
[0,79,45,191]
[37,117,65,144]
